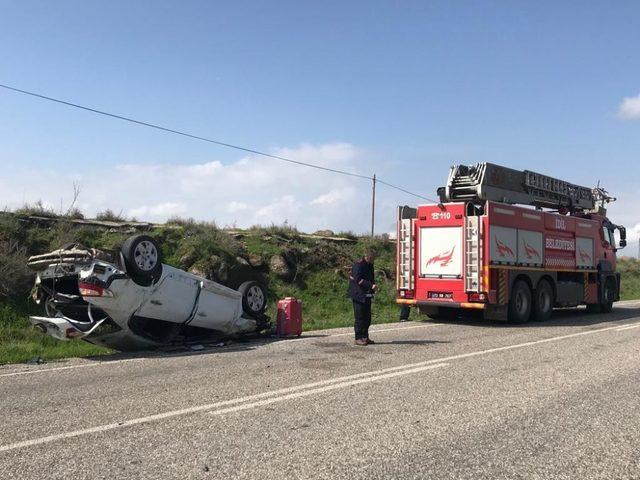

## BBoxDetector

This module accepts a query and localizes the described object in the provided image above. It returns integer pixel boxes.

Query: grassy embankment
[0,212,398,364]
[618,257,640,300]
[2,210,639,365]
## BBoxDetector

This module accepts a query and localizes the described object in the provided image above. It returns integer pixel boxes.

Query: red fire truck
[396,163,627,323]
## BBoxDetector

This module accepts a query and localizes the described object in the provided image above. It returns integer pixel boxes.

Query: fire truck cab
[396,163,627,323]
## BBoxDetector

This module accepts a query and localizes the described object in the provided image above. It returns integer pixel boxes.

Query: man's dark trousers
[353,299,372,340]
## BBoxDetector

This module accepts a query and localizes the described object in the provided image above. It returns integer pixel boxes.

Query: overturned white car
[27,235,270,351]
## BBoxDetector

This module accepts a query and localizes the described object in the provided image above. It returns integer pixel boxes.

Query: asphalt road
[2,300,640,479]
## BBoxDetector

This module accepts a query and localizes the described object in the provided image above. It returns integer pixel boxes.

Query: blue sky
[0,1,639,244]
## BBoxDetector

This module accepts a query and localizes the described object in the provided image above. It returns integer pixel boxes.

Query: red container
[276,297,303,337]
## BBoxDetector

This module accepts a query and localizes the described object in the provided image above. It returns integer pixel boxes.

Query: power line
[0,83,438,202]
[376,179,435,202]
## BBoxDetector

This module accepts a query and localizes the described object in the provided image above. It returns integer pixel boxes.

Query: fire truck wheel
[533,280,554,321]
[508,280,532,324]
[600,277,616,313]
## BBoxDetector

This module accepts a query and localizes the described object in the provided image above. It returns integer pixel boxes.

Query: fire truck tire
[533,280,554,321]
[600,277,616,313]
[508,280,532,324]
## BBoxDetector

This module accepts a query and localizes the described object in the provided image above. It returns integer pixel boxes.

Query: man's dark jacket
[347,258,375,303]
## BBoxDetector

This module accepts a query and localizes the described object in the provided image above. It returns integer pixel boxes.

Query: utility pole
[371,173,376,237]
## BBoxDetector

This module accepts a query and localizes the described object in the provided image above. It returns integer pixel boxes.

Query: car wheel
[533,279,554,321]
[121,235,163,286]
[508,280,532,324]
[239,281,267,317]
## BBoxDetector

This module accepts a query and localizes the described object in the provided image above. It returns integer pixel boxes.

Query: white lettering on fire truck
[431,212,451,220]
[545,237,575,251]
[555,218,567,230]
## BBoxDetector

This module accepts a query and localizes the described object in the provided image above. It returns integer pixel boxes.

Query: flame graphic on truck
[579,248,591,263]
[495,238,515,258]
[426,246,456,267]
[523,240,541,260]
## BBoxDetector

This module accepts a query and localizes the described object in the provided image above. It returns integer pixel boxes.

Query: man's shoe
[366,338,376,345]
[354,338,368,346]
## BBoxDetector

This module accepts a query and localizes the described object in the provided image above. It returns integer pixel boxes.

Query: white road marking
[0,358,142,378]
[615,324,640,332]
[0,362,448,453]
[3,318,640,452]
[209,363,449,416]
[0,322,442,378]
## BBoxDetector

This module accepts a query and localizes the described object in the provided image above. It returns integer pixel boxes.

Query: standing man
[399,304,411,322]
[347,250,377,346]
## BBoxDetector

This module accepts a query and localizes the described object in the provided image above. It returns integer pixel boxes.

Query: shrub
[0,240,33,298]
[65,207,85,220]
[95,209,126,222]
[14,201,59,218]
[166,216,218,231]
[249,222,300,240]
[0,214,24,243]
[336,230,360,241]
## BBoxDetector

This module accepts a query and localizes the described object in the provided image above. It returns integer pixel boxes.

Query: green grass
[0,218,397,364]
[619,258,640,300]
[0,298,111,365]
[265,269,401,331]
[1,212,639,365]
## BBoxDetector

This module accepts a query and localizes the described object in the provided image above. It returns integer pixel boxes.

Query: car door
[188,279,243,332]
[135,265,200,323]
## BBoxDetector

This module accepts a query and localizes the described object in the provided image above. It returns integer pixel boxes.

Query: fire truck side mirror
[618,225,627,248]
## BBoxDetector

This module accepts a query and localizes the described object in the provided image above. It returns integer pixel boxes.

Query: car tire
[508,280,532,324]
[121,235,162,286]
[533,279,554,322]
[239,281,267,318]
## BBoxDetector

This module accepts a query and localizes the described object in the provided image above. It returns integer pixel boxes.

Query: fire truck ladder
[438,163,602,213]
[397,206,416,291]
[464,216,482,292]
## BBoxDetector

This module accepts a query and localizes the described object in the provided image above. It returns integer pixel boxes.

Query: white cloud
[617,93,640,120]
[310,187,355,206]
[226,201,249,213]
[254,195,299,224]
[2,145,638,248]
[128,202,187,220]
[0,143,392,234]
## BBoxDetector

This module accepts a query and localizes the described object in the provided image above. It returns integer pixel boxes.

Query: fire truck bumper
[396,299,486,310]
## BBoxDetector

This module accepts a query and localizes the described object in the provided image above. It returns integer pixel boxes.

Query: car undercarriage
[27,236,271,351]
